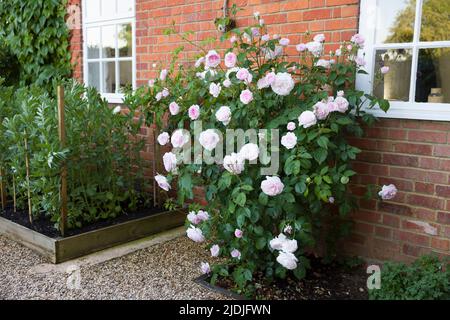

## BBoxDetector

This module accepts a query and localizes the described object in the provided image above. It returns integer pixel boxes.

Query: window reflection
[374,49,413,101]
[118,24,132,57]
[420,0,450,42]
[375,0,416,44]
[103,62,116,93]
[416,48,450,103]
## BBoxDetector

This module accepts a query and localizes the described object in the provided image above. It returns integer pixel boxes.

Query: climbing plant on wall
[0,0,72,89]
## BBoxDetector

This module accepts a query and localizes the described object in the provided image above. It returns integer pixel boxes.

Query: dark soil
[214,256,369,300]
[0,204,166,238]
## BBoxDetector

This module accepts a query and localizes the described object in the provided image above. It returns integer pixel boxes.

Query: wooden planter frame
[0,209,186,263]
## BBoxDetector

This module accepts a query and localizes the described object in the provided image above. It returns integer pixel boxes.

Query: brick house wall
[67,0,450,262]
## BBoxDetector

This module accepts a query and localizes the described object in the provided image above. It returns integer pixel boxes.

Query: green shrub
[369,255,450,300]
[0,80,147,230]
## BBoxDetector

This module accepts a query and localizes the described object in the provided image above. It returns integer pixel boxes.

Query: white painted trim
[81,0,136,104]
[357,0,450,121]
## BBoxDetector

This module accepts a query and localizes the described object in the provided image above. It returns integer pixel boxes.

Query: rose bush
[126,12,396,292]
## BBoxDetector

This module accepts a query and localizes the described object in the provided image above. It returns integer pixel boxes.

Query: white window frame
[82,0,136,104]
[357,0,450,121]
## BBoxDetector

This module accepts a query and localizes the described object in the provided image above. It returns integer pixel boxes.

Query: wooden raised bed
[0,209,186,263]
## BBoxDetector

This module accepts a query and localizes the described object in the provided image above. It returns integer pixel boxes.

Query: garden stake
[152,113,158,207]
[58,86,68,237]
[24,137,32,224]
[12,174,16,212]
[154,117,162,207]
[0,168,6,211]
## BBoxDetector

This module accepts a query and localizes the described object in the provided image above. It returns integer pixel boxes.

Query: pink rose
[186,225,205,242]
[240,89,253,105]
[162,152,177,173]
[355,56,366,66]
[262,34,270,42]
[187,211,202,225]
[234,229,243,238]
[188,104,200,120]
[223,153,245,175]
[334,96,349,113]
[162,88,169,97]
[313,101,330,120]
[337,90,345,97]
[200,262,210,274]
[223,79,232,88]
[210,244,220,257]
[236,68,250,81]
[265,72,276,85]
[313,33,325,42]
[148,79,155,87]
[155,92,163,101]
[197,210,209,221]
[251,27,260,37]
[277,252,298,270]
[205,50,221,68]
[199,129,220,151]
[381,66,390,74]
[155,174,171,191]
[261,176,284,196]
[257,78,269,89]
[271,72,295,96]
[169,101,180,115]
[378,184,397,200]
[279,38,290,46]
[171,129,189,148]
[224,52,237,68]
[347,44,353,51]
[209,82,221,98]
[157,132,170,145]
[306,41,322,56]
[215,106,232,125]
[296,43,307,52]
[195,57,205,68]
[287,122,296,131]
[238,143,259,161]
[281,132,297,149]
[315,59,331,69]
[231,249,241,259]
[160,69,168,81]
[230,35,237,44]
[298,110,317,128]
[351,33,365,47]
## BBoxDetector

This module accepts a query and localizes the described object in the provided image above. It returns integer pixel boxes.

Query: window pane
[87,27,100,59]
[103,62,116,93]
[375,0,416,43]
[373,49,413,101]
[117,0,133,14]
[415,48,450,103]
[118,24,132,57]
[118,61,132,92]
[101,0,116,17]
[102,25,116,58]
[88,62,101,91]
[86,0,101,20]
[420,0,450,42]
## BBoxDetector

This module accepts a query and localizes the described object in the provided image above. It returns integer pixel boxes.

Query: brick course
[68,0,449,263]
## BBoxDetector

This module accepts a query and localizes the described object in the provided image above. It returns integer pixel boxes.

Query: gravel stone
[0,235,226,300]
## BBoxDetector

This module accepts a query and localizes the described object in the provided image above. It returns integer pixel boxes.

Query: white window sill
[364,101,450,122]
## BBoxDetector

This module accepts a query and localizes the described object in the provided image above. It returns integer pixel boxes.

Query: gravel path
[0,235,226,300]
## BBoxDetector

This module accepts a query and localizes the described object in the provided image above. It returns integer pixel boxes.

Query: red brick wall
[68,0,450,262]
[68,0,83,81]
[346,119,450,263]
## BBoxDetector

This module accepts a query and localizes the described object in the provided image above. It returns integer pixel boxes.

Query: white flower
[259,19,265,26]
[215,106,232,125]
[157,132,170,146]
[337,90,345,97]
[334,96,349,113]
[156,92,163,101]
[224,52,237,68]
[223,153,245,175]
[298,110,317,128]
[335,49,342,56]
[169,101,180,115]
[231,249,241,259]
[287,122,296,131]
[200,262,210,274]
[279,38,290,46]
[236,68,251,82]
[271,72,295,96]
[199,129,220,151]
[257,77,269,89]
[162,88,169,97]
[315,59,331,69]
[148,79,155,87]
[281,132,297,149]
[306,41,322,57]
[264,46,283,60]
[313,101,330,120]
[223,79,232,88]
[261,34,270,42]
[381,66,390,74]
[253,11,260,18]
[313,33,325,42]
[261,176,284,196]
[269,233,287,251]
[112,106,121,114]
[240,89,253,104]
[210,244,220,257]
[195,57,205,68]
[283,225,293,234]
[277,252,298,270]
[160,69,168,81]
[163,152,177,173]
[205,50,221,68]
[187,211,202,225]
[238,143,259,161]
[197,210,209,221]
[379,184,397,200]
[281,239,298,253]
[171,129,189,148]
[155,174,171,191]
[186,225,205,242]
[351,33,365,47]
[209,82,221,98]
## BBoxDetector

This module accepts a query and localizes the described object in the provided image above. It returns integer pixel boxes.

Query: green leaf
[258,192,268,205]
[317,136,329,149]
[313,148,328,164]
[256,237,266,250]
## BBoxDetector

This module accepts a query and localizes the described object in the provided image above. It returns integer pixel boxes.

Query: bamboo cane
[58,86,68,237]
[24,137,32,224]
[152,113,159,207]
[12,174,16,213]
[0,167,6,211]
